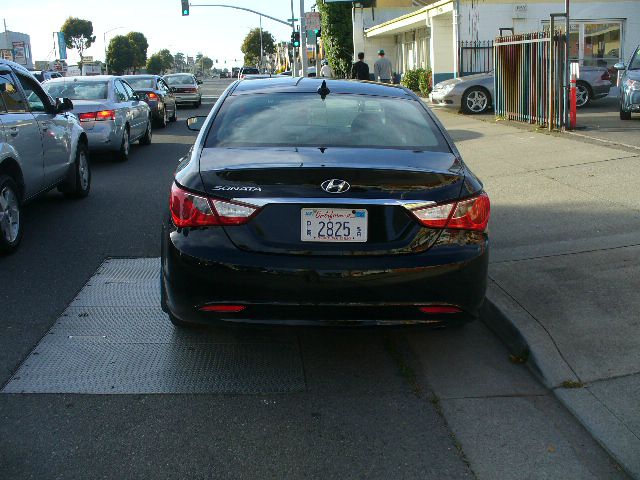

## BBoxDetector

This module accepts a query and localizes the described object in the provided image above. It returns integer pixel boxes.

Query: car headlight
[435,83,456,95]
[625,79,640,90]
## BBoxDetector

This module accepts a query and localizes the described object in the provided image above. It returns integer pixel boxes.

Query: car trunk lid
[198,147,465,256]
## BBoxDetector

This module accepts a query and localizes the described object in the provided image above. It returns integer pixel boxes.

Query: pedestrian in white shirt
[320,60,332,78]
[374,49,393,83]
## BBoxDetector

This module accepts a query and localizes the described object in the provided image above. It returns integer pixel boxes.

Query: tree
[60,17,96,70]
[126,32,149,74]
[174,52,186,72]
[146,54,165,75]
[158,49,174,72]
[241,28,275,67]
[201,57,213,71]
[106,35,135,75]
[317,1,353,78]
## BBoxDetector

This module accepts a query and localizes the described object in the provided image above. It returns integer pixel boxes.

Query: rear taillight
[169,182,257,228]
[601,70,611,81]
[199,305,246,313]
[147,92,159,100]
[411,192,490,232]
[240,74,245,79]
[419,306,462,314]
[78,110,115,122]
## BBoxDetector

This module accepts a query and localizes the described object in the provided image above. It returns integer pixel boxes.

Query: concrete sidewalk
[431,107,640,478]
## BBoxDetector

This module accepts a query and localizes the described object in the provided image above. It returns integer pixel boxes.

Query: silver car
[163,73,202,108]
[615,45,640,120]
[43,75,152,161]
[0,59,90,254]
[431,68,612,114]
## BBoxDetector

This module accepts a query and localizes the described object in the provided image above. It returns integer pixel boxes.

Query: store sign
[304,12,321,31]
[0,49,13,61]
[83,56,94,63]
[513,4,527,19]
[12,41,26,65]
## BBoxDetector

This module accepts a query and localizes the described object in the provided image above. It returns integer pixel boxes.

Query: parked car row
[431,67,612,114]
[0,60,197,254]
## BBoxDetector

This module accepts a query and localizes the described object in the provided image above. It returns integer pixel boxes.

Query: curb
[482,278,640,479]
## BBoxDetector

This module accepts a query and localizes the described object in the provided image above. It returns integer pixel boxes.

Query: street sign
[304,12,321,32]
[83,56,94,63]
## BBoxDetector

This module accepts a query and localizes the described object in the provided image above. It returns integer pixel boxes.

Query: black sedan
[161,78,490,327]
[122,75,177,127]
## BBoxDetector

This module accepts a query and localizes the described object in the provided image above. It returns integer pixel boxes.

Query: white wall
[353,6,419,70]
[458,0,640,62]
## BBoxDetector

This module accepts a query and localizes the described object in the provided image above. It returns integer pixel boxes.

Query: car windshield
[165,75,194,85]
[206,93,449,152]
[44,81,108,100]
[125,77,155,89]
[629,46,640,70]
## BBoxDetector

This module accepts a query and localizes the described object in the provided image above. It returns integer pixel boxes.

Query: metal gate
[494,32,568,130]
[458,40,493,76]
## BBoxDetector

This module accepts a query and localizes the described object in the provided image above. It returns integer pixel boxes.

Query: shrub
[401,68,432,95]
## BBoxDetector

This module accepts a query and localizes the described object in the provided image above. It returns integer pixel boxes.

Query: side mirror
[197,80,203,85]
[614,62,626,71]
[131,94,140,101]
[186,116,206,131]
[56,97,74,113]
[170,87,177,93]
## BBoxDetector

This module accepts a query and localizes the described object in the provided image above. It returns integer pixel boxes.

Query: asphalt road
[0,79,627,479]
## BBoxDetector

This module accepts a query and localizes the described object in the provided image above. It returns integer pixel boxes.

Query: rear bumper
[174,93,201,104]
[84,122,121,151]
[161,222,489,326]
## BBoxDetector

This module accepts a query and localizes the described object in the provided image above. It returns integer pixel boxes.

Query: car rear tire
[156,108,168,128]
[462,87,490,114]
[0,175,22,254]
[139,119,152,145]
[576,82,591,108]
[620,105,632,120]
[117,128,130,162]
[62,142,91,199]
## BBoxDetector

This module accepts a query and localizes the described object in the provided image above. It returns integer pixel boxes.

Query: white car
[0,60,90,253]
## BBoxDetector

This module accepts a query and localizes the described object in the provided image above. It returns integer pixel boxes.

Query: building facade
[362,0,640,84]
[0,30,34,69]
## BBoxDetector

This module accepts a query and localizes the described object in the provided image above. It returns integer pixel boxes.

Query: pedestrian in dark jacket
[351,52,370,81]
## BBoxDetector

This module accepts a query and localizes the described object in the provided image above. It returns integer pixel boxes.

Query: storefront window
[542,20,622,68]
[583,23,621,68]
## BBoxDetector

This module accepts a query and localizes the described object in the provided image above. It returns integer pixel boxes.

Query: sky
[3,0,315,68]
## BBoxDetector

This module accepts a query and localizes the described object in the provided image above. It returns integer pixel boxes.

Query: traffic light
[181,0,189,16]
[291,31,300,48]
[314,28,321,37]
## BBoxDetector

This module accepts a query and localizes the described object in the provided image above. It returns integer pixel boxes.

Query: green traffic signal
[181,0,189,16]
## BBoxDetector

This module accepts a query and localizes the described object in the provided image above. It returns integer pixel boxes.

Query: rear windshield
[241,68,259,75]
[205,93,449,151]
[44,81,108,100]
[125,77,155,89]
[165,75,194,85]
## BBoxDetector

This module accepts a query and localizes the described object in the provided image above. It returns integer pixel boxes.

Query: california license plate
[301,208,368,242]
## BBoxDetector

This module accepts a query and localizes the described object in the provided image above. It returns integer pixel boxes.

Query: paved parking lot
[0,79,629,479]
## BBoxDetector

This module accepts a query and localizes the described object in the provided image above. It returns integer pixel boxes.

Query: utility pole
[259,15,263,71]
[290,0,297,76]
[299,0,308,77]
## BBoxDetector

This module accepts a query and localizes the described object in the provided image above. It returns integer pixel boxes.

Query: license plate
[301,208,368,242]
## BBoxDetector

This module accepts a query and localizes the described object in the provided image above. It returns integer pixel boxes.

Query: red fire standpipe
[570,73,577,129]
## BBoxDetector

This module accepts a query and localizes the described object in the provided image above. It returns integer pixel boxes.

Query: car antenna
[317,80,330,100]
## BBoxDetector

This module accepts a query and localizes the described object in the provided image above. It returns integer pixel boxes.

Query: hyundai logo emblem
[321,179,350,194]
